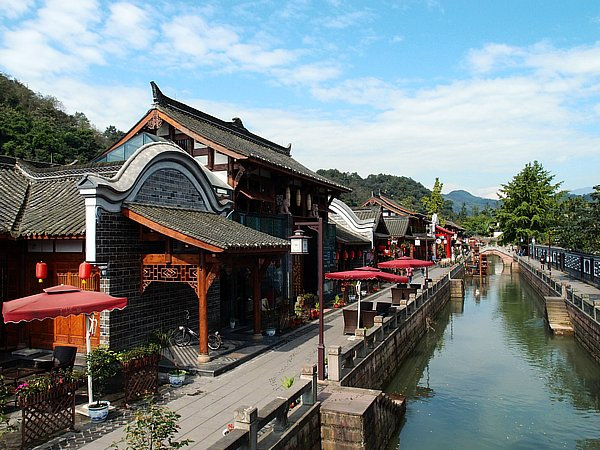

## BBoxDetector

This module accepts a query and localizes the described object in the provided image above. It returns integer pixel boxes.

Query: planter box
[18,379,83,447]
[121,354,160,404]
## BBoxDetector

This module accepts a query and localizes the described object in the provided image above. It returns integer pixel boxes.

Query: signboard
[415,239,421,246]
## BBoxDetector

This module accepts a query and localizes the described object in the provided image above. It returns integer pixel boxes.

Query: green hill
[0,73,123,164]
[316,169,455,217]
[443,190,499,215]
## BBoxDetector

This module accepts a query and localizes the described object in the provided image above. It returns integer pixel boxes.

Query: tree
[422,177,445,220]
[555,186,600,253]
[458,203,468,221]
[496,161,561,245]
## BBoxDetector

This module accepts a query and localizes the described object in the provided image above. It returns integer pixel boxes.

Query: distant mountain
[443,190,499,215]
[570,187,594,196]
[316,169,454,217]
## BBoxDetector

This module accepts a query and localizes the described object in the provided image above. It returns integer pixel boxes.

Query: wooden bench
[375,302,391,316]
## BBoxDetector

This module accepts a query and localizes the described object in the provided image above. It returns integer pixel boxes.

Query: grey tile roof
[352,206,381,222]
[0,157,122,238]
[384,216,410,237]
[124,203,290,251]
[150,82,349,192]
[334,224,371,244]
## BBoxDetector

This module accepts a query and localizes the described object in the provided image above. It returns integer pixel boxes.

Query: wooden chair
[343,309,358,335]
[37,346,77,372]
[375,302,391,316]
[360,310,378,328]
[360,301,373,311]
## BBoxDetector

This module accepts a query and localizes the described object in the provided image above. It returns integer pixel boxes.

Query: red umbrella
[326,268,407,332]
[2,284,127,406]
[325,267,408,283]
[2,285,127,323]
[378,257,434,269]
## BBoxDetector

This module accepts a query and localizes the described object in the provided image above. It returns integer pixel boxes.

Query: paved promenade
[79,266,451,449]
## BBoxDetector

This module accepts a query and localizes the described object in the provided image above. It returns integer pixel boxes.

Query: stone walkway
[44,266,451,450]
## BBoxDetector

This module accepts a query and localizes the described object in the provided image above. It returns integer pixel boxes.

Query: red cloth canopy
[378,257,434,269]
[2,285,128,323]
[325,267,408,283]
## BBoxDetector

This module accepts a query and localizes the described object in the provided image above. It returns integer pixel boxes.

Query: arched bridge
[480,247,515,266]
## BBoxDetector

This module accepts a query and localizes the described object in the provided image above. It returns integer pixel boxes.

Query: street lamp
[531,237,536,260]
[291,218,325,381]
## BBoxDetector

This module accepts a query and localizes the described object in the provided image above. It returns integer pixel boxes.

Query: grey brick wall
[96,209,220,351]
[134,168,207,210]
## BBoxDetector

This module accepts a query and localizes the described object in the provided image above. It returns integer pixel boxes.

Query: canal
[385,258,600,449]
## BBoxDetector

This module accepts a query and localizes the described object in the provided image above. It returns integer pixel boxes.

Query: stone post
[409,293,416,313]
[234,406,258,450]
[390,308,398,328]
[355,328,366,357]
[374,316,384,342]
[327,346,342,382]
[301,364,318,404]
[274,400,289,433]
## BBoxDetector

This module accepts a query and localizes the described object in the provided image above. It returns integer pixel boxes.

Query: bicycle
[171,310,222,350]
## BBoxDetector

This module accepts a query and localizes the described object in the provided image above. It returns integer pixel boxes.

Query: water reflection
[385,257,600,449]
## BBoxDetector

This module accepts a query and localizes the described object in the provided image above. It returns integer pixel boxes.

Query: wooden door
[53,270,100,352]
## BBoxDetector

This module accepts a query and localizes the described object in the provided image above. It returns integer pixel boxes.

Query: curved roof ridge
[151,81,290,156]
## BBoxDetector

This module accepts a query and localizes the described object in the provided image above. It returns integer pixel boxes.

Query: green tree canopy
[555,186,600,253]
[496,161,562,244]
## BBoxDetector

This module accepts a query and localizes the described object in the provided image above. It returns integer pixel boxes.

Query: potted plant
[311,302,320,319]
[86,346,119,422]
[168,369,187,387]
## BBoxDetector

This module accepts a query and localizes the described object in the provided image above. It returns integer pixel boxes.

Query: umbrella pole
[356,281,361,332]
[86,314,94,406]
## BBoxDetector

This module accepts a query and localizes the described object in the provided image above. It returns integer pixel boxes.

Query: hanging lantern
[296,189,301,207]
[335,251,339,261]
[289,229,310,254]
[350,250,355,259]
[343,250,349,260]
[79,261,92,285]
[306,193,312,211]
[357,250,363,258]
[35,262,47,283]
[285,186,291,202]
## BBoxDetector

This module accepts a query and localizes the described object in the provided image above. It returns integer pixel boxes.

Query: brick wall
[96,210,220,350]
[134,168,206,210]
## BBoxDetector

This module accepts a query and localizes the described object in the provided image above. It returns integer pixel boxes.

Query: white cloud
[104,2,155,51]
[320,10,373,29]
[0,0,34,18]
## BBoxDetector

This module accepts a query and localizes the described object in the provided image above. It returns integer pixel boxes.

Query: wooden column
[253,264,261,337]
[197,251,209,363]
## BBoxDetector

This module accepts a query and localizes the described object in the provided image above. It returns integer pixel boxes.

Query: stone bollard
[300,364,317,404]
[327,346,342,382]
[408,294,416,313]
[234,406,258,450]
[355,328,367,357]
[374,316,384,342]
[390,308,398,328]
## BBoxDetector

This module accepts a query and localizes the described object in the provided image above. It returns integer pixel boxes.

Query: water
[386,260,600,449]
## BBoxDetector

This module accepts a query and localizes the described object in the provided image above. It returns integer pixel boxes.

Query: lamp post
[291,217,325,381]
[532,237,536,261]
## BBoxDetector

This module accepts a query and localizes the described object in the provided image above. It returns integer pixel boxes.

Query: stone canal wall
[518,258,600,364]
[334,264,463,390]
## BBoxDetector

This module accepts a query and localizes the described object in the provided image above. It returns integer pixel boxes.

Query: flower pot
[88,401,110,423]
[265,328,276,337]
[169,372,186,387]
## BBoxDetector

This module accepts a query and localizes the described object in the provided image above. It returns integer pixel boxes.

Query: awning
[325,267,408,283]
[123,203,290,253]
[2,285,127,323]
[378,257,433,269]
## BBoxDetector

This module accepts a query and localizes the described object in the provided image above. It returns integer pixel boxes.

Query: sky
[0,0,599,199]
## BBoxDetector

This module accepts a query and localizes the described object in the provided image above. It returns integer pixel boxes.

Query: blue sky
[0,0,599,198]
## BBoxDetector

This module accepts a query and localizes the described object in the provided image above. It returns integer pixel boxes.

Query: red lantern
[350,250,355,259]
[79,261,92,285]
[335,252,339,261]
[35,262,47,284]
[343,250,349,260]
[357,250,363,258]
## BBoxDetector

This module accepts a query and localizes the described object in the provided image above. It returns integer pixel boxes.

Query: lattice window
[142,264,198,292]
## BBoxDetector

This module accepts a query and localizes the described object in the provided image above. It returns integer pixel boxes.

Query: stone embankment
[209,263,464,449]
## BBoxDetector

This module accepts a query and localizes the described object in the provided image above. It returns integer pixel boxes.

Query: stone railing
[328,272,453,383]
[207,365,319,450]
[566,288,600,324]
